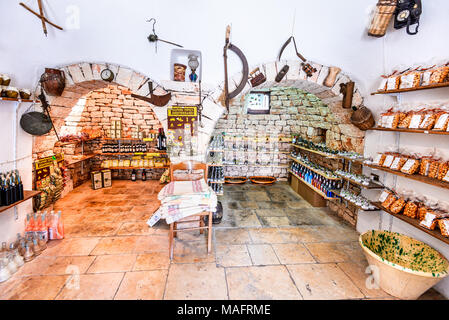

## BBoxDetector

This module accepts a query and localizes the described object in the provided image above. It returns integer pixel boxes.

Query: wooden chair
[168,161,213,259]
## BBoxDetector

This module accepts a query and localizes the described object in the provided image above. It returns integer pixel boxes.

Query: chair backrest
[170,161,207,182]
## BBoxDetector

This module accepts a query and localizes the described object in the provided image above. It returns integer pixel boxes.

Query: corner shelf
[371,82,449,95]
[369,127,449,136]
[0,190,41,214]
[371,202,449,245]
[288,169,338,200]
[334,172,383,189]
[331,189,379,212]
[288,155,340,180]
[364,163,449,191]
[105,166,169,170]
[291,144,340,159]
[0,97,39,103]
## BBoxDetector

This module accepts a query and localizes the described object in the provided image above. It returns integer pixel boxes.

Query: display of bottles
[157,128,166,151]
[0,170,24,207]
[290,163,342,198]
[208,166,224,183]
[209,182,223,195]
[102,142,148,153]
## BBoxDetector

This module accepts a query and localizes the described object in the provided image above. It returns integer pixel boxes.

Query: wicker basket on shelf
[351,106,375,130]
[368,0,397,37]
[224,176,247,184]
[249,176,276,185]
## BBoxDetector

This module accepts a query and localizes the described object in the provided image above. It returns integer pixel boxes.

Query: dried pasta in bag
[399,71,421,89]
[386,76,400,91]
[437,162,449,180]
[382,153,396,168]
[372,153,386,166]
[408,110,425,129]
[419,111,437,130]
[400,158,420,175]
[381,193,397,210]
[419,157,433,176]
[434,111,449,131]
[420,211,439,230]
[377,77,388,92]
[428,160,441,179]
[398,112,413,128]
[418,205,430,221]
[403,201,418,219]
[390,155,407,171]
[429,66,449,84]
[390,198,406,214]
[439,219,449,237]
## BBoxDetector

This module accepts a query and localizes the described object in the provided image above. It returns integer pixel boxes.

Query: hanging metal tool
[131,80,172,107]
[146,18,183,53]
[223,25,249,112]
[276,36,316,82]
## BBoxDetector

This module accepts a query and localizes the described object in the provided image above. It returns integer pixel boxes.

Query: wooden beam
[37,0,47,36]
[19,2,63,31]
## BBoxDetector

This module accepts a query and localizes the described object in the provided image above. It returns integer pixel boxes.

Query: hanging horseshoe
[223,25,249,111]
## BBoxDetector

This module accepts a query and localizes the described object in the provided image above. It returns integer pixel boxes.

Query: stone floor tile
[91,236,138,255]
[87,254,137,273]
[272,243,316,264]
[14,256,56,277]
[133,252,170,271]
[247,244,280,265]
[56,273,124,300]
[44,256,95,275]
[2,275,69,300]
[172,240,214,264]
[41,237,100,256]
[305,242,351,263]
[277,227,323,243]
[114,270,167,300]
[258,216,293,227]
[248,228,284,244]
[134,235,169,253]
[116,221,153,236]
[215,245,252,267]
[226,266,301,300]
[246,191,271,202]
[287,264,364,300]
[164,263,227,300]
[214,228,252,244]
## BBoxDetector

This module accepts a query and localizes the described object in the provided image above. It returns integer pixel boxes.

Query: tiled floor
[0,180,445,300]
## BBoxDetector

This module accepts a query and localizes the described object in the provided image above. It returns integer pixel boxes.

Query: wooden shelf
[0,190,41,213]
[207,164,223,167]
[55,137,100,146]
[95,151,167,156]
[365,163,449,191]
[102,138,143,141]
[65,154,96,166]
[288,156,340,180]
[371,202,449,245]
[335,173,383,189]
[288,169,338,200]
[331,189,379,212]
[371,82,449,95]
[225,164,289,168]
[106,166,169,170]
[291,144,340,159]
[0,97,39,103]
[209,149,289,154]
[208,181,224,184]
[369,127,449,135]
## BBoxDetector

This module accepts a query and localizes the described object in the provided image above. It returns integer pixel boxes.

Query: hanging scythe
[131,80,172,107]
[223,25,249,113]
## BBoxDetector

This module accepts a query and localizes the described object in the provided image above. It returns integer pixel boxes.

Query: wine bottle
[9,173,17,204]
[157,128,167,150]
[142,169,147,181]
[131,169,137,182]
[5,174,12,206]
[15,170,23,201]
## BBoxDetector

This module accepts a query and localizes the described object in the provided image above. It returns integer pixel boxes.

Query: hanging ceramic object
[40,68,65,96]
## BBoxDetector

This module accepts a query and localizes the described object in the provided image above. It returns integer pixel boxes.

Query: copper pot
[40,68,65,96]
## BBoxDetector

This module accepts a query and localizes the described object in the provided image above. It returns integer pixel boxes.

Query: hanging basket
[249,176,276,185]
[224,176,247,184]
[351,106,375,131]
[368,0,397,38]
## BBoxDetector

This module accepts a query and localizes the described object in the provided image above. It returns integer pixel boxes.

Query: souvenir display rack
[288,169,338,201]
[371,82,449,95]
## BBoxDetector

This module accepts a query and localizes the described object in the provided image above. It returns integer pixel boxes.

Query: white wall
[1,0,449,297]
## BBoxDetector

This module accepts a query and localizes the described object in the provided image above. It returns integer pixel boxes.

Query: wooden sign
[35,154,64,181]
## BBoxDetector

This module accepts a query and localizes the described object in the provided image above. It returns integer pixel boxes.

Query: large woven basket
[368,0,397,37]
[351,106,375,130]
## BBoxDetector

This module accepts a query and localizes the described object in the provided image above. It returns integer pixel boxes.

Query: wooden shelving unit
[0,97,39,103]
[0,190,41,214]
[331,189,379,212]
[106,166,169,170]
[334,172,383,189]
[288,169,338,200]
[65,154,96,166]
[288,155,340,180]
[371,202,449,245]
[369,127,449,135]
[95,151,167,156]
[291,144,340,159]
[364,163,449,191]
[371,82,449,95]
[225,164,289,168]
[55,137,100,146]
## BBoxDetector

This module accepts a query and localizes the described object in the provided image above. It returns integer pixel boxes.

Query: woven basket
[249,176,276,185]
[224,176,247,184]
[351,106,375,130]
[368,0,397,37]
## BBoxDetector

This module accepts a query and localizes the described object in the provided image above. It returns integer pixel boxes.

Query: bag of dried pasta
[419,156,434,176]
[399,69,422,89]
[386,72,401,91]
[429,65,449,84]
[428,158,441,179]
[403,201,418,219]
[420,210,441,230]
[377,75,388,92]
[398,111,413,128]
[433,109,449,131]
[382,152,396,168]
[408,109,426,129]
[379,189,397,209]
[390,154,408,171]
[419,110,437,130]
[421,65,437,86]
[390,197,406,214]
[437,161,449,180]
[400,157,421,175]
[438,219,449,237]
[372,153,387,166]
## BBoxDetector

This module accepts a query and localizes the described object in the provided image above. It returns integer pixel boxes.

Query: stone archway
[208,60,366,154]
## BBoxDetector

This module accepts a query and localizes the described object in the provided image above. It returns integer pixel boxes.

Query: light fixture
[188,54,199,82]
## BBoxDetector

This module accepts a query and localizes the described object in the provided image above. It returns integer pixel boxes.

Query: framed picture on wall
[245,91,270,114]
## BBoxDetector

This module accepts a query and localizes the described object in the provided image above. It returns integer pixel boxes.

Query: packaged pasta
[418,205,429,221]
[428,159,441,179]
[381,192,397,210]
[429,65,449,84]
[438,219,449,237]
[419,156,433,176]
[382,152,396,168]
[421,66,436,86]
[390,155,407,171]
[434,110,449,131]
[377,77,388,92]
[403,201,418,219]
[400,158,420,175]
[390,198,406,214]
[408,110,425,129]
[399,70,421,89]
[437,162,449,180]
[398,111,413,128]
[420,210,439,230]
[419,110,437,130]
[372,153,386,166]
[386,75,400,91]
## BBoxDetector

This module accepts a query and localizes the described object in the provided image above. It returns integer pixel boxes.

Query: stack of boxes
[91,169,112,190]
[110,120,122,139]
